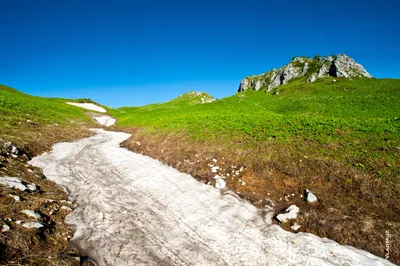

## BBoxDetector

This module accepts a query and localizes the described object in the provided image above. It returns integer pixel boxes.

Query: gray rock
[307,74,317,83]
[317,63,330,78]
[22,222,44,229]
[305,189,318,203]
[4,142,19,155]
[21,210,41,219]
[237,54,372,93]
[0,177,27,191]
[276,205,300,223]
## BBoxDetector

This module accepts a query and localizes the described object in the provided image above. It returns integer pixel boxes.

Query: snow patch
[94,116,116,127]
[66,102,107,113]
[29,130,394,266]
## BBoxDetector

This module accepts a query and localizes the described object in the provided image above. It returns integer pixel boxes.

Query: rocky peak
[238,54,372,92]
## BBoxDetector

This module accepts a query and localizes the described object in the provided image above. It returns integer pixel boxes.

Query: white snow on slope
[66,102,107,113]
[94,116,116,127]
[29,129,393,266]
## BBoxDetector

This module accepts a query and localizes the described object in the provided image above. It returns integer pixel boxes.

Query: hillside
[110,77,400,263]
[0,85,98,265]
[0,84,98,153]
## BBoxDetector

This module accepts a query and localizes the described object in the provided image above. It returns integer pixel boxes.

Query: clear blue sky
[1,0,399,107]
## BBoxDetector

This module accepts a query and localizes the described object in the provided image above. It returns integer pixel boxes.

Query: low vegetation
[0,84,96,265]
[110,77,400,263]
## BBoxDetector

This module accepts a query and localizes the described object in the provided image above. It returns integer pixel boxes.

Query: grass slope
[111,78,399,178]
[110,77,400,263]
[0,85,98,265]
[0,84,94,153]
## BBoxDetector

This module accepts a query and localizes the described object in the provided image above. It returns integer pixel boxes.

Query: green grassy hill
[111,78,399,177]
[0,84,95,154]
[110,77,400,262]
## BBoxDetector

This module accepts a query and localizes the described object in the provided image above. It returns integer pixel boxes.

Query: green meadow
[110,77,400,179]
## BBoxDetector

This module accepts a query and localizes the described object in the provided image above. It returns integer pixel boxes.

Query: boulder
[237,54,372,93]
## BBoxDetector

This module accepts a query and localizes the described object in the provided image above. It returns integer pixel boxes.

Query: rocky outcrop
[238,54,372,92]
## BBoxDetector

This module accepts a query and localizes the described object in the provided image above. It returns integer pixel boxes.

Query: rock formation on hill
[238,54,372,92]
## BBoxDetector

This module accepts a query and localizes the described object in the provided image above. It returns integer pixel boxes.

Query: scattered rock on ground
[0,177,27,191]
[8,194,21,202]
[2,224,10,232]
[215,178,226,189]
[304,189,318,203]
[21,210,41,219]
[60,206,73,212]
[210,166,219,173]
[291,223,301,231]
[276,205,300,223]
[27,183,38,192]
[22,222,44,229]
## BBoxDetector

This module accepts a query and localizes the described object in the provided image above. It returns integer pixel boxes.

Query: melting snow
[66,102,107,113]
[29,129,394,266]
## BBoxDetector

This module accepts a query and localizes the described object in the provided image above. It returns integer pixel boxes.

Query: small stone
[27,183,37,192]
[276,205,300,223]
[2,224,10,232]
[215,179,226,189]
[15,220,23,225]
[8,194,21,202]
[240,180,246,186]
[212,158,217,163]
[291,223,301,231]
[210,166,219,173]
[21,210,41,219]
[22,222,44,229]
[265,198,275,207]
[60,200,75,207]
[60,206,73,212]
[304,189,318,203]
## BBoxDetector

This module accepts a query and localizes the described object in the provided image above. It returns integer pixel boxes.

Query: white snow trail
[94,116,116,126]
[29,129,393,266]
[66,102,107,113]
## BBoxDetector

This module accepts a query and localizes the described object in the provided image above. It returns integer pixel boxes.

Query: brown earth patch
[115,127,399,264]
[1,124,95,265]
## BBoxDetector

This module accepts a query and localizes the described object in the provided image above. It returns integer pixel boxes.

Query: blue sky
[1,0,399,107]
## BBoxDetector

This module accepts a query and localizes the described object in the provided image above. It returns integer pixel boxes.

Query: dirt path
[29,129,393,266]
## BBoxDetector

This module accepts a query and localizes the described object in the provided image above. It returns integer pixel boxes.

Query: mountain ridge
[238,54,372,92]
